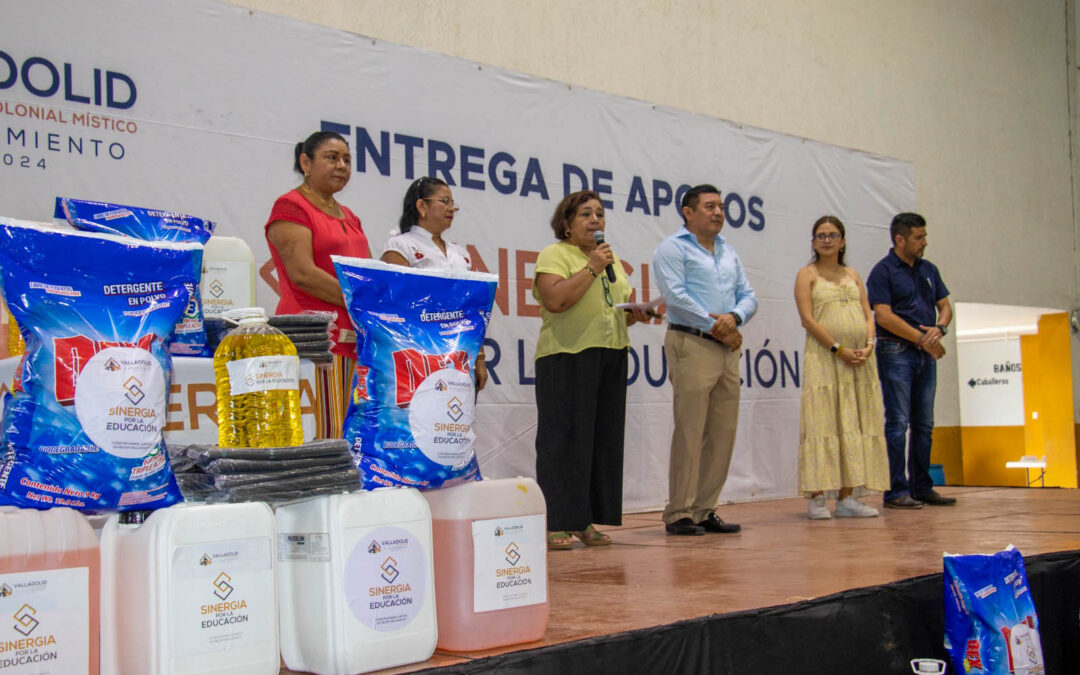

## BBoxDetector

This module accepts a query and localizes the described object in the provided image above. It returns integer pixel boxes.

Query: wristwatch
[830,342,841,354]
[936,324,948,336]
[730,312,742,327]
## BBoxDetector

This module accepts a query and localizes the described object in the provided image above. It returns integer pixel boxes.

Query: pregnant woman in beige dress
[794,216,889,519]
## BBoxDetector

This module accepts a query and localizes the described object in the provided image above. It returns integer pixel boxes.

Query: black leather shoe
[665,518,705,535]
[696,512,741,533]
[884,495,924,509]
[916,489,957,506]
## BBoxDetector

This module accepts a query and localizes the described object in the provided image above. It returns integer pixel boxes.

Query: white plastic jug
[0,506,100,675]
[423,477,549,651]
[200,236,255,319]
[99,502,278,675]
[275,489,436,675]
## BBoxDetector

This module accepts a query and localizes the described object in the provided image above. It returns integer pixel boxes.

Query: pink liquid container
[0,506,100,675]
[422,477,549,651]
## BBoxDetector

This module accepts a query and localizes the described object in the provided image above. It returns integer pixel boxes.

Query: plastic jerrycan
[0,506,100,674]
[200,236,255,319]
[275,488,437,674]
[99,502,278,675]
[423,477,549,651]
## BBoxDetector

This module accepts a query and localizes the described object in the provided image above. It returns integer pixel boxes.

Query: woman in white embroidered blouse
[380,176,488,389]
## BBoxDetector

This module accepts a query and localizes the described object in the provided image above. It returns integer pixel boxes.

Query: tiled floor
[283,486,1080,673]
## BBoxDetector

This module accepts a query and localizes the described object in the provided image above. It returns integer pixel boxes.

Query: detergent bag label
[472,514,547,613]
[226,355,300,395]
[170,538,275,658]
[408,367,476,467]
[343,525,427,633]
[74,347,166,459]
[944,546,1045,674]
[0,567,90,675]
[56,197,213,358]
[332,257,497,490]
[0,218,196,512]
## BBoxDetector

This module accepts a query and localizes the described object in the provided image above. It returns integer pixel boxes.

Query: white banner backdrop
[0,0,913,510]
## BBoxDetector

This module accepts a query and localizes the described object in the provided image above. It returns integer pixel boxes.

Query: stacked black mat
[204,312,335,363]
[170,438,359,503]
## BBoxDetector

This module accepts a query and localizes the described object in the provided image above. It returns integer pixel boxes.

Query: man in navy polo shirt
[867,212,955,509]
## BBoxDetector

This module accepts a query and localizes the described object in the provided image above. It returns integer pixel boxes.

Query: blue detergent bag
[944,545,1045,674]
[0,217,200,512]
[333,257,496,490]
[55,197,214,356]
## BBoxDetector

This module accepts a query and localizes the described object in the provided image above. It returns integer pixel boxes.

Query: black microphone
[592,230,617,282]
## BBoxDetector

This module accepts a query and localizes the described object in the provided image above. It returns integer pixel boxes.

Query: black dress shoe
[884,495,924,509]
[665,518,705,535]
[916,489,957,506]
[696,512,741,533]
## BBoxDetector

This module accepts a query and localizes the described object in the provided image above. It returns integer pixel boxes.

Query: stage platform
[285,486,1080,674]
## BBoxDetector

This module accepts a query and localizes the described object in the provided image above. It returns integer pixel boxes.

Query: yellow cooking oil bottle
[213,307,303,447]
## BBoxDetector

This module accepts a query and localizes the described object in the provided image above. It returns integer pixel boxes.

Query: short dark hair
[890,212,926,242]
[550,190,602,240]
[680,184,721,222]
[811,215,846,266]
[293,131,347,174]
[399,176,450,233]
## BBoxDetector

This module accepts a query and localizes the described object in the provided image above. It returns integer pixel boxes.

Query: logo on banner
[504,542,521,566]
[212,572,234,601]
[208,279,225,298]
[367,540,381,555]
[0,584,11,598]
[123,376,145,404]
[446,396,464,421]
[380,557,400,584]
[12,604,39,636]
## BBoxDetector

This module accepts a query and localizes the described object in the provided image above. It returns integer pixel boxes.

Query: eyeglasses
[600,275,614,307]
[422,197,459,210]
[814,232,842,242]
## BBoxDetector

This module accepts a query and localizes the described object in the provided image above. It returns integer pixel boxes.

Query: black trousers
[535,347,628,531]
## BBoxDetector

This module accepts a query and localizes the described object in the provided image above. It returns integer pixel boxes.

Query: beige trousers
[662,329,741,524]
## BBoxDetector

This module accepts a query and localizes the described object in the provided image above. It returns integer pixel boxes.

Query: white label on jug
[472,514,547,612]
[343,525,427,632]
[408,367,476,467]
[170,537,274,658]
[0,567,89,674]
[74,346,167,459]
[226,355,300,395]
[277,532,331,562]
[201,262,251,318]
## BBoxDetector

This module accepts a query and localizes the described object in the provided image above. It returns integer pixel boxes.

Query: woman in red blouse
[264,130,371,435]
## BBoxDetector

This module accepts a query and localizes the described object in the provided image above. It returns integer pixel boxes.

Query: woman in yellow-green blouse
[533,190,650,550]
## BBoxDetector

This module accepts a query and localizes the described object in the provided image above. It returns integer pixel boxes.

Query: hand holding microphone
[591,230,617,282]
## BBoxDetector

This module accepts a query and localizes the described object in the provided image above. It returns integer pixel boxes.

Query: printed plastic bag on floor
[332,257,496,490]
[944,545,1045,674]
[0,217,199,512]
[55,197,214,356]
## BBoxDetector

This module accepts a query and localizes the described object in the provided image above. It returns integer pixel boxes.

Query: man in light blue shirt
[653,184,757,536]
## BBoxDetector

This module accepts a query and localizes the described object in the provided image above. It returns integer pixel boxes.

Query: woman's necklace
[300,183,338,213]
